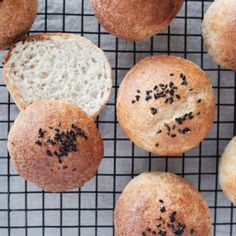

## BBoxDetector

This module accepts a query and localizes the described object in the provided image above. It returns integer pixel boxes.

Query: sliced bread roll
[4,33,112,118]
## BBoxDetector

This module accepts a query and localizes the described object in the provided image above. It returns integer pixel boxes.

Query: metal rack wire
[0,0,235,235]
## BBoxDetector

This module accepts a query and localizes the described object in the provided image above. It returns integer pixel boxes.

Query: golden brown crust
[117,56,215,156]
[8,100,104,192]
[202,0,236,71]
[3,33,113,119]
[0,0,37,50]
[219,136,236,205]
[114,172,212,236]
[92,0,184,41]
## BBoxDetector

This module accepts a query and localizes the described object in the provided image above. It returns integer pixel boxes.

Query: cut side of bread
[4,33,112,118]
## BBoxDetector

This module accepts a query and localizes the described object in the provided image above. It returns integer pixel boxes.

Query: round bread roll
[92,0,184,41]
[0,0,37,50]
[219,137,236,205]
[114,172,212,236]
[202,0,236,71]
[117,56,215,156]
[8,100,103,192]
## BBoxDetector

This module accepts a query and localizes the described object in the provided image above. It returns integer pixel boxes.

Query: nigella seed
[157,130,162,134]
[164,123,171,132]
[142,232,146,236]
[172,125,176,130]
[197,112,201,116]
[190,229,195,234]
[153,85,158,90]
[189,88,194,91]
[169,211,177,223]
[171,134,176,138]
[145,95,152,101]
[137,90,140,93]
[146,227,152,232]
[169,82,174,87]
[159,199,164,203]
[189,115,194,120]
[197,99,202,103]
[157,217,162,221]
[170,73,174,76]
[157,224,161,228]
[72,168,77,172]
[131,100,136,104]
[63,166,68,169]
[135,95,140,101]
[155,143,159,148]
[152,231,156,235]
[180,73,184,78]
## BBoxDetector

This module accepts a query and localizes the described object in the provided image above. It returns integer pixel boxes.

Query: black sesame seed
[157,130,162,134]
[135,95,140,101]
[197,112,201,116]
[189,88,194,91]
[155,143,159,148]
[160,206,166,213]
[180,73,184,78]
[38,128,46,138]
[157,224,161,228]
[72,168,77,172]
[131,100,136,104]
[169,82,174,87]
[197,99,202,103]
[35,140,42,146]
[150,107,158,115]
[190,229,195,234]
[142,232,146,236]
[147,227,152,232]
[170,73,174,76]
[164,123,171,132]
[189,115,194,120]
[171,134,176,138]
[159,199,164,203]
[46,150,53,157]
[157,217,162,221]
[169,211,177,223]
[63,166,68,169]
[158,229,166,236]
[172,125,176,130]
[176,94,181,100]
[137,90,141,93]
[153,85,158,90]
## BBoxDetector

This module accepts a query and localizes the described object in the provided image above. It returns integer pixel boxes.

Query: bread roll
[4,33,112,118]
[92,0,184,41]
[117,56,215,156]
[219,137,236,205]
[0,0,37,50]
[114,172,212,236]
[8,100,104,192]
[202,0,236,71]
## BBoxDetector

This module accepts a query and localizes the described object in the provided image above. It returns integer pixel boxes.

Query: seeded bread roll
[92,0,184,41]
[8,100,104,192]
[114,172,212,236]
[202,0,236,71]
[0,0,37,50]
[219,137,236,205]
[117,56,215,156]
[4,33,112,118]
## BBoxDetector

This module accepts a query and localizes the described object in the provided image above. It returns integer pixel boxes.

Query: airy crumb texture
[117,56,215,156]
[114,172,212,236]
[202,0,236,71]
[219,137,236,205]
[8,100,104,192]
[4,33,112,118]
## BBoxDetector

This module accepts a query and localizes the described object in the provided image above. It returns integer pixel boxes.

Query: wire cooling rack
[0,0,235,235]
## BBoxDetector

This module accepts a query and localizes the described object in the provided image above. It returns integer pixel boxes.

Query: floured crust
[202,0,236,71]
[117,56,215,156]
[8,100,104,192]
[3,33,113,119]
[92,0,184,41]
[0,0,37,50]
[114,172,212,236]
[219,137,236,205]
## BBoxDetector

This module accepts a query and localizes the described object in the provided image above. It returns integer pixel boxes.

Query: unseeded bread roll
[202,0,236,71]
[4,33,112,118]
[219,137,236,205]
[117,56,215,156]
[8,100,104,192]
[114,172,212,236]
[0,0,37,50]
[92,0,184,41]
